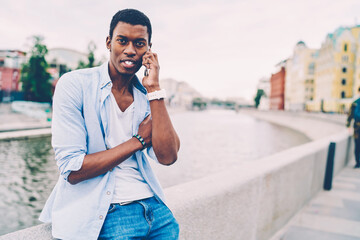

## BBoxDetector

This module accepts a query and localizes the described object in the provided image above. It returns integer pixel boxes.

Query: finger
[142,59,151,69]
[153,53,158,62]
[142,62,151,69]
[145,58,157,68]
[142,61,155,71]
[146,52,157,62]
[143,50,153,59]
[143,50,157,62]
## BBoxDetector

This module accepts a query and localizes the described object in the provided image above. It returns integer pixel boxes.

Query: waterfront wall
[0,108,352,240]
[165,130,351,239]
[1,129,352,240]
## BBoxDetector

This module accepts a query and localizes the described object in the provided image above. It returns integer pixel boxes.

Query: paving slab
[271,166,360,240]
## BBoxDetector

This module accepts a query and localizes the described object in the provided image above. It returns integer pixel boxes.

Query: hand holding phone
[142,48,160,92]
[143,48,151,77]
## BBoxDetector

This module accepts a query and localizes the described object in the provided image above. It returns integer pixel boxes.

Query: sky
[1,0,360,100]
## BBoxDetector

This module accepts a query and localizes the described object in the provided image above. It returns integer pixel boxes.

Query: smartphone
[144,48,151,77]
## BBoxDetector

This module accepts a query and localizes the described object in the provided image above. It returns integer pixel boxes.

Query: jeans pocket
[107,203,117,214]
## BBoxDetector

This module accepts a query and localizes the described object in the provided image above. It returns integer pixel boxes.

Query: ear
[106,36,111,50]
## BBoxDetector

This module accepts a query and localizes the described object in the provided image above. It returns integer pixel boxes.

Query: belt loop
[153,195,161,204]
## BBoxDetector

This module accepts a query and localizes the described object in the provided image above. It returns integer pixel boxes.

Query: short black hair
[358,87,360,92]
[109,9,152,43]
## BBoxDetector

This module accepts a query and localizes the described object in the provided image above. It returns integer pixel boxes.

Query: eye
[117,38,127,45]
[135,41,146,47]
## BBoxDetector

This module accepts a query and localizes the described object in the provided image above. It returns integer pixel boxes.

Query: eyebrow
[116,35,147,42]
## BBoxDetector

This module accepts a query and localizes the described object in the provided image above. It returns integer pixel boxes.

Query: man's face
[106,22,150,76]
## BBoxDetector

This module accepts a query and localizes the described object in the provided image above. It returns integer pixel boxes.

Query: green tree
[192,97,207,110]
[21,35,52,102]
[254,89,265,108]
[77,41,97,69]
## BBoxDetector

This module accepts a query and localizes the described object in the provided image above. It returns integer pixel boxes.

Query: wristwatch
[147,89,166,101]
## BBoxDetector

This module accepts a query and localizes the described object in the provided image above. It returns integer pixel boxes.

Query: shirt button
[107,191,111,195]
[99,215,103,220]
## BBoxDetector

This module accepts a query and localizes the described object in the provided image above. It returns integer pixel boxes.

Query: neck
[108,63,134,93]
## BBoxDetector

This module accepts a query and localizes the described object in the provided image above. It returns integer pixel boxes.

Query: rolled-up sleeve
[51,73,87,181]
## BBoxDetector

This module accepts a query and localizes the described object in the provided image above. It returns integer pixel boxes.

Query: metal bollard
[324,142,336,190]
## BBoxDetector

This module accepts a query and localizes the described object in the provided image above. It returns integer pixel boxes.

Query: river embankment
[163,109,351,240]
[0,103,51,141]
[240,109,347,140]
[0,108,352,240]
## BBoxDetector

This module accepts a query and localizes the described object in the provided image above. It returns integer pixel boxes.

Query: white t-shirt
[107,93,154,203]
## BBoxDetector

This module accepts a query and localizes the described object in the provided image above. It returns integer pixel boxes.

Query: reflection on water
[0,110,309,235]
[0,137,58,235]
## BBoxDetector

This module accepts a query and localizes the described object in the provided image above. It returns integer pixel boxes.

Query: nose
[124,42,136,56]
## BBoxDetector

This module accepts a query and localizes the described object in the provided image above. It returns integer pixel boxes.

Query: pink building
[0,50,26,101]
[270,66,286,110]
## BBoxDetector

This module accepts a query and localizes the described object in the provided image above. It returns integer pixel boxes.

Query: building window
[342,55,348,63]
[0,59,4,67]
[342,67,347,73]
[341,91,346,98]
[342,79,346,85]
[344,43,348,52]
[308,62,315,75]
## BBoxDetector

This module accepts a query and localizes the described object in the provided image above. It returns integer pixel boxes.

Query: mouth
[120,59,137,69]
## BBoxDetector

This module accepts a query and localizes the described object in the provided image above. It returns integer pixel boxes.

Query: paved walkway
[241,110,360,240]
[271,165,360,240]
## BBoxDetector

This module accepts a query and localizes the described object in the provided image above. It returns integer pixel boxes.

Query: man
[346,87,360,168]
[40,9,180,239]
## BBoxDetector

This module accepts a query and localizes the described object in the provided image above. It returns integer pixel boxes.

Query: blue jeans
[98,196,179,240]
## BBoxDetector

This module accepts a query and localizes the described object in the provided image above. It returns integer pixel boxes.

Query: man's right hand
[137,115,152,148]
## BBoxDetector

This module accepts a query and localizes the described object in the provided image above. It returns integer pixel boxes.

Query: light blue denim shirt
[39,62,164,240]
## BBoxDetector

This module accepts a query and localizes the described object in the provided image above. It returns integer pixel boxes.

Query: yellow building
[353,26,360,95]
[306,25,360,113]
[285,41,317,111]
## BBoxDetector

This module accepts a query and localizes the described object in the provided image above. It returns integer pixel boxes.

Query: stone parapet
[0,111,352,239]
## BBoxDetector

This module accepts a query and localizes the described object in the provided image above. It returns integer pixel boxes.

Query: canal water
[0,110,310,235]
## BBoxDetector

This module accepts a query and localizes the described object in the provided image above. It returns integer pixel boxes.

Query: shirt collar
[100,62,112,89]
[100,62,147,95]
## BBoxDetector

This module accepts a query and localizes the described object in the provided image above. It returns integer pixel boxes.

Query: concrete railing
[165,130,352,239]
[1,130,352,240]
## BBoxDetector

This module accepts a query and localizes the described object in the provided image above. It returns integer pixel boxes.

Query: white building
[284,41,317,111]
[46,48,88,79]
[160,78,201,108]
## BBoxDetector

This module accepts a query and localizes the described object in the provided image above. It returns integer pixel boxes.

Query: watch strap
[147,89,166,101]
